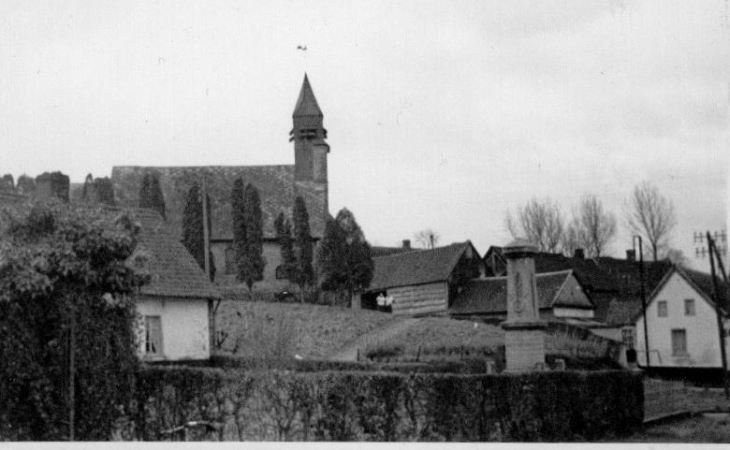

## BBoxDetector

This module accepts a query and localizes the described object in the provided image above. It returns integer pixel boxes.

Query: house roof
[111,165,327,241]
[368,242,476,290]
[122,208,221,300]
[370,245,420,258]
[450,270,594,315]
[633,266,730,323]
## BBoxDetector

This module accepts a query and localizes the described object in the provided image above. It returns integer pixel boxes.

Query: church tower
[290,74,329,183]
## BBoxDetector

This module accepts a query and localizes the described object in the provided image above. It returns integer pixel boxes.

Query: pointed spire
[293,73,323,118]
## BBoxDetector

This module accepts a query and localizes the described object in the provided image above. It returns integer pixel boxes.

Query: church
[111,74,331,292]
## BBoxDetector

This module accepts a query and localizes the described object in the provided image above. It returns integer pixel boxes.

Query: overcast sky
[2,0,728,269]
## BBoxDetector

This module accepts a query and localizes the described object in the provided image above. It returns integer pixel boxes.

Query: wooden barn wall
[390,282,449,316]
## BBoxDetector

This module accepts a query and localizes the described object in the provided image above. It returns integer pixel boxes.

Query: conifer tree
[292,196,314,303]
[318,208,374,306]
[237,184,265,292]
[81,173,96,204]
[275,212,295,281]
[94,177,116,206]
[1,174,14,190]
[16,174,35,196]
[232,178,246,281]
[139,172,166,219]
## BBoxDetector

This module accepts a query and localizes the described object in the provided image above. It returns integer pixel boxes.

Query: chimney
[626,249,636,262]
[574,248,585,259]
[402,239,411,250]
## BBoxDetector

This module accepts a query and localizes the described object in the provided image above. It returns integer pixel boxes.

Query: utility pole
[201,176,214,353]
[708,232,729,400]
[634,235,650,369]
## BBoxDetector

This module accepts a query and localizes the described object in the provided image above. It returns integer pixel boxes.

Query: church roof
[111,165,327,241]
[293,74,323,118]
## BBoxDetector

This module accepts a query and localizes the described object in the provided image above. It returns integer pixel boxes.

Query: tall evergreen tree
[1,174,14,190]
[81,173,96,204]
[318,208,374,306]
[232,178,246,283]
[139,172,166,219]
[292,196,314,303]
[15,174,35,196]
[275,212,295,281]
[236,184,265,292]
[94,177,116,206]
[183,183,215,281]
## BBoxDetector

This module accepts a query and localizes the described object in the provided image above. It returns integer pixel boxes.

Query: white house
[634,266,729,368]
[130,208,220,361]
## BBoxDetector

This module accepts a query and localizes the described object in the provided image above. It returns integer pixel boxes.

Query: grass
[214,300,406,359]
[613,415,730,443]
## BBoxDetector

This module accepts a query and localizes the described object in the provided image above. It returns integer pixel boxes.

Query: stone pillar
[501,239,546,372]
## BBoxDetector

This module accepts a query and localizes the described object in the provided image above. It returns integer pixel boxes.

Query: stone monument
[501,239,547,372]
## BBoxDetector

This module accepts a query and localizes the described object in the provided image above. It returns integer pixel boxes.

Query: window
[622,328,635,349]
[145,316,163,356]
[275,265,288,280]
[684,299,696,316]
[657,301,668,317]
[671,329,687,356]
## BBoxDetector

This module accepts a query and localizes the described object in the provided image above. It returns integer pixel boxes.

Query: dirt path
[329,317,420,361]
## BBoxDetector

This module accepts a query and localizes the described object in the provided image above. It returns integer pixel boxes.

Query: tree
[505,197,564,253]
[274,212,295,281]
[138,172,166,219]
[1,174,14,190]
[291,196,314,303]
[0,202,148,440]
[664,248,690,268]
[36,171,70,202]
[625,181,677,261]
[182,183,215,281]
[93,177,116,206]
[236,184,265,292]
[81,173,95,203]
[572,193,617,258]
[561,219,582,257]
[414,229,440,249]
[16,174,36,196]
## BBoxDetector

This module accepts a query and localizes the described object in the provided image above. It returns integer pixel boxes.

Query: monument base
[502,321,547,373]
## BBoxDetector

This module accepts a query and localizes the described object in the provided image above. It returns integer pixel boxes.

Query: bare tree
[664,248,690,268]
[561,219,582,257]
[573,193,617,258]
[625,181,677,261]
[505,197,564,253]
[414,229,440,249]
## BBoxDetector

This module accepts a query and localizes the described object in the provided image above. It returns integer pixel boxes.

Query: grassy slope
[215,300,407,359]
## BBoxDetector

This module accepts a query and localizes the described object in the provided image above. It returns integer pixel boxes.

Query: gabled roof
[370,245,420,258]
[293,74,323,118]
[368,241,477,290]
[124,208,221,300]
[450,270,594,315]
[634,266,730,323]
[111,165,327,241]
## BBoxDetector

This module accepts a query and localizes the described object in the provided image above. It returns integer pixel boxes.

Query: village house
[130,208,221,361]
[110,74,330,293]
[359,241,484,316]
[450,270,597,324]
[634,265,730,370]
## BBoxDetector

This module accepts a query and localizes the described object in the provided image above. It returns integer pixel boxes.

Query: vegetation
[81,174,116,206]
[291,196,314,303]
[2,173,14,190]
[231,181,265,292]
[565,193,617,257]
[625,181,677,261]
[505,197,564,253]
[182,183,215,281]
[138,172,166,219]
[16,174,36,195]
[414,228,440,249]
[0,201,149,440]
[317,209,373,306]
[274,212,295,281]
[36,171,70,202]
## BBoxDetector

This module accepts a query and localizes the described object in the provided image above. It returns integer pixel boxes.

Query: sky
[1,0,728,270]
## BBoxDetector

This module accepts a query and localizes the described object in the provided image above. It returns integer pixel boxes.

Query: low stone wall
[128,366,644,442]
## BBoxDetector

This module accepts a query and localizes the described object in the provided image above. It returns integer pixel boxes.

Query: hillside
[215,300,408,360]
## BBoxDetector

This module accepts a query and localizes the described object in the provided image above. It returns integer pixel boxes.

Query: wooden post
[708,233,730,400]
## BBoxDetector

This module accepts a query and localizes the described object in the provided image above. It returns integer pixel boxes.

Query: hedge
[129,366,644,442]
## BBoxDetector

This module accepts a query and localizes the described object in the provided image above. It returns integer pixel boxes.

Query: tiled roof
[370,245,419,258]
[594,256,673,296]
[111,165,327,241]
[368,242,474,290]
[451,270,592,315]
[122,208,220,300]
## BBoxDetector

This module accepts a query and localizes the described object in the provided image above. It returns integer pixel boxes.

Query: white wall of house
[136,296,211,361]
[553,307,594,319]
[635,272,729,368]
[390,282,449,316]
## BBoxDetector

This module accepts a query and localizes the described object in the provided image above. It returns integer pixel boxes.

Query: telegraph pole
[708,232,730,400]
[634,236,650,368]
[201,176,214,353]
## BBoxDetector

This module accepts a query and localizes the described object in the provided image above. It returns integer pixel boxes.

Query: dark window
[657,301,668,317]
[145,316,163,356]
[684,299,695,316]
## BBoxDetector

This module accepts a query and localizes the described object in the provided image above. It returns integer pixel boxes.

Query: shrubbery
[132,365,644,442]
